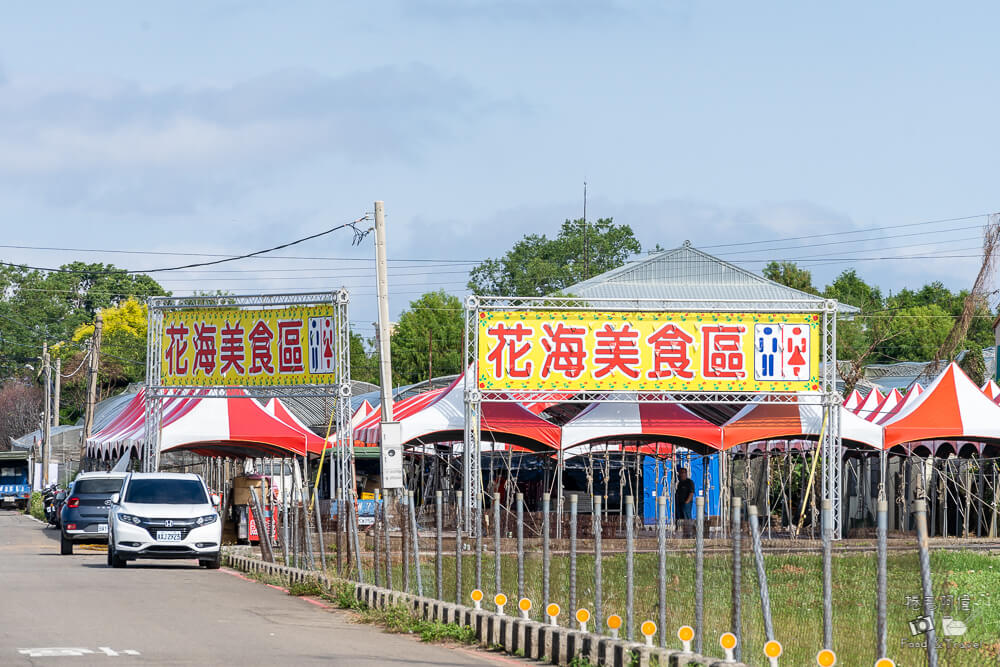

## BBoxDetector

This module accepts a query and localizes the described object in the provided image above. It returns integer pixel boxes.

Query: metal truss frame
[143,291,354,505]
[462,294,845,537]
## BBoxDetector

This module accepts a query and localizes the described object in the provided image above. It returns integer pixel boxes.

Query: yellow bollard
[606,614,622,639]
[720,632,738,663]
[518,597,532,620]
[874,659,895,667]
[763,640,782,667]
[816,649,837,666]
[470,589,483,611]
[546,603,561,627]
[575,608,590,633]
[640,621,657,648]
[494,593,507,616]
[677,625,694,652]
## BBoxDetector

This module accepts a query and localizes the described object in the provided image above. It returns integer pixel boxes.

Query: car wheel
[60,533,73,555]
[200,553,221,570]
[109,542,126,568]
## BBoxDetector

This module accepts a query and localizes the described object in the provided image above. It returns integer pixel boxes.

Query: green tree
[762,261,818,294]
[349,332,379,385]
[467,217,642,296]
[877,304,954,362]
[0,263,167,380]
[390,291,464,385]
[959,347,987,386]
[824,269,883,310]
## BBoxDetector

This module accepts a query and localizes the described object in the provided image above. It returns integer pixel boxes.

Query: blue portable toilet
[643,450,720,524]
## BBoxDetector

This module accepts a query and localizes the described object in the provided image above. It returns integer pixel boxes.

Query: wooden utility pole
[42,343,51,486]
[53,358,61,427]
[80,313,103,465]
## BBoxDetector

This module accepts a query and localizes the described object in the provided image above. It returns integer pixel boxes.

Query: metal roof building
[558,241,859,313]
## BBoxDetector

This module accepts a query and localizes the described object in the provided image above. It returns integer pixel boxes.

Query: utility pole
[42,343,51,486]
[375,201,403,490]
[80,312,103,467]
[53,358,61,427]
[427,330,433,384]
[583,181,589,280]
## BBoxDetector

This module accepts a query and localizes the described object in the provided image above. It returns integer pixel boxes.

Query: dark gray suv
[60,473,126,555]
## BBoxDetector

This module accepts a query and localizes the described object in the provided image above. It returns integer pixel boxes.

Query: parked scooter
[43,485,66,526]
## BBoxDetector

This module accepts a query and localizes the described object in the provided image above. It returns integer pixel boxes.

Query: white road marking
[18,647,141,658]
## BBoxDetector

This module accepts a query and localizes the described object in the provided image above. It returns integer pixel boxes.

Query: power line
[698,213,989,250]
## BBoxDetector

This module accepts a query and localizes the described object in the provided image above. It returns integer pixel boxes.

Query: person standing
[674,466,695,521]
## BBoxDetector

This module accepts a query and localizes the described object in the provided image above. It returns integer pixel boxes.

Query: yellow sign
[160,306,339,386]
[477,311,821,393]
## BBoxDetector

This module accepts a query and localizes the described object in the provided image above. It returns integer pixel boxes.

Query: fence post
[383,493,393,590]
[436,490,443,600]
[657,494,667,649]
[373,494,381,587]
[408,490,422,596]
[914,500,939,667]
[569,494,578,615]
[731,495,742,661]
[626,495,635,642]
[695,494,704,654]
[475,491,483,592]
[876,498,887,659]
[593,494,602,635]
[822,498,833,651]
[748,506,774,641]
[494,492,502,596]
[516,492,525,601]
[456,490,463,605]
[542,492,551,611]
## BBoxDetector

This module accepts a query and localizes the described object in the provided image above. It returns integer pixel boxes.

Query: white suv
[107,472,222,569]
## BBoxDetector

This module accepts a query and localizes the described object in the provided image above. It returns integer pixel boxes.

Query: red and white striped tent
[853,388,885,419]
[353,374,561,452]
[882,363,1000,452]
[875,383,923,425]
[561,398,721,454]
[981,380,1000,403]
[721,394,883,450]
[86,389,207,460]
[87,388,329,460]
[843,389,864,412]
[262,397,338,448]
[353,387,450,446]
[865,388,903,423]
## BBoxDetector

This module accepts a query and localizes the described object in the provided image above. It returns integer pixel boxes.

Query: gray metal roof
[559,242,859,313]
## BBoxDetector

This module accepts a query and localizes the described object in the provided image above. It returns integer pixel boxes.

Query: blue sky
[1,2,999,337]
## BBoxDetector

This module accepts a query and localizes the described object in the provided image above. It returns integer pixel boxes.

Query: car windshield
[74,478,124,495]
[124,479,207,505]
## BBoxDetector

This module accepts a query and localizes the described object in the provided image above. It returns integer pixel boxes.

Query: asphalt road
[0,510,513,666]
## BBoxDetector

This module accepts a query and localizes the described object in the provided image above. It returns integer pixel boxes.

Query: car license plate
[157,530,182,542]
[2,496,14,503]
[97,524,108,534]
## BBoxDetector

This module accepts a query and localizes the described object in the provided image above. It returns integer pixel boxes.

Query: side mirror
[110,493,120,504]
[211,493,221,508]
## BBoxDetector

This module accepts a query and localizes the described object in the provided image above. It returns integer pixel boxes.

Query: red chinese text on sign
[192,322,218,376]
[593,323,641,379]
[164,321,190,375]
[702,324,747,379]
[277,320,304,373]
[248,321,275,375]
[485,322,534,379]
[646,323,694,379]
[540,323,587,379]
[219,320,245,375]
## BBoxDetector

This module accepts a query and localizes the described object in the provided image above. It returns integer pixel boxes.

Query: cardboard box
[232,476,270,506]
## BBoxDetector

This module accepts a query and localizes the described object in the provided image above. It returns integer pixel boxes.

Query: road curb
[222,550,749,667]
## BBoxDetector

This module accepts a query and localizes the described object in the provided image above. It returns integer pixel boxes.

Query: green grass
[368,548,1000,667]
[26,492,44,521]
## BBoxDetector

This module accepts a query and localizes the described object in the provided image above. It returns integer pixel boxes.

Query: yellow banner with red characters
[160,306,339,386]
[476,311,821,393]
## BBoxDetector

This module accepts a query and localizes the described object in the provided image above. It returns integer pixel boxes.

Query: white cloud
[0,65,490,214]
